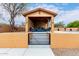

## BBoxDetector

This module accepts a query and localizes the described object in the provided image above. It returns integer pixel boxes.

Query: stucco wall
[0,32,28,48]
[51,32,79,48]
[0,32,79,48]
[26,10,53,17]
[54,28,79,31]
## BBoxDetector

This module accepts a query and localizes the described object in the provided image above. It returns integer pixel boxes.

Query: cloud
[55,7,79,24]
[15,15,25,26]
[0,6,10,24]
[27,3,60,13]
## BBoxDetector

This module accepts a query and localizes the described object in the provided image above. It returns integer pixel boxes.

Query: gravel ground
[52,48,79,56]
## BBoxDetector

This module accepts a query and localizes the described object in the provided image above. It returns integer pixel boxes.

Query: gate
[28,33,50,45]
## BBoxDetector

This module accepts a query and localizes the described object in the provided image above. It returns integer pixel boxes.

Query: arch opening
[28,17,51,32]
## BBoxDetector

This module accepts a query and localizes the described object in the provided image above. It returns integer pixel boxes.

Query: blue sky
[1,3,79,25]
[27,3,79,25]
[27,3,79,11]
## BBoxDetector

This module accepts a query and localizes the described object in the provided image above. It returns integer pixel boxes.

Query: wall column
[25,16,29,47]
[25,17,29,32]
[51,17,54,32]
[50,16,54,48]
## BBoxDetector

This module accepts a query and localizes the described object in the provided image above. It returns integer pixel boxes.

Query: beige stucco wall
[54,28,79,31]
[0,32,28,48]
[54,28,65,31]
[26,11,53,17]
[51,32,79,48]
[0,32,79,48]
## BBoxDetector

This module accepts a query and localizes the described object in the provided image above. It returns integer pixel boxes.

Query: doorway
[28,17,51,45]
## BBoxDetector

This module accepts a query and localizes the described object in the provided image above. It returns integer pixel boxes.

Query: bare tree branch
[1,3,26,32]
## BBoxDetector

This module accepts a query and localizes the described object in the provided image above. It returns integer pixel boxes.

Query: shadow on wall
[52,48,79,56]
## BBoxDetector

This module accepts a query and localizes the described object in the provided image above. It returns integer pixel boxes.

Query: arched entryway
[22,8,57,46]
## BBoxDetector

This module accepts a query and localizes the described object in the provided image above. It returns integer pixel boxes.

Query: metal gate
[28,33,50,45]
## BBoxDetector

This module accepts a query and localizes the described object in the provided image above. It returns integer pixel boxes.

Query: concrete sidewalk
[0,45,54,56]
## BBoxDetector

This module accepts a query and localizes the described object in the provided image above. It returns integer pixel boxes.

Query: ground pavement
[0,45,54,56]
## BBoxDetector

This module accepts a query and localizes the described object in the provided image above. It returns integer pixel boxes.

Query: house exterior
[0,8,79,48]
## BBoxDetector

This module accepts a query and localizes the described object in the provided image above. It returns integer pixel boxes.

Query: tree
[54,21,64,28]
[1,3,26,32]
[66,20,79,28]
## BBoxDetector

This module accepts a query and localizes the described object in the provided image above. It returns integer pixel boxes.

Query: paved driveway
[0,45,54,56]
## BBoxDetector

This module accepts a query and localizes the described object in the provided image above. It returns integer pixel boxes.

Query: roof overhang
[22,8,57,17]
